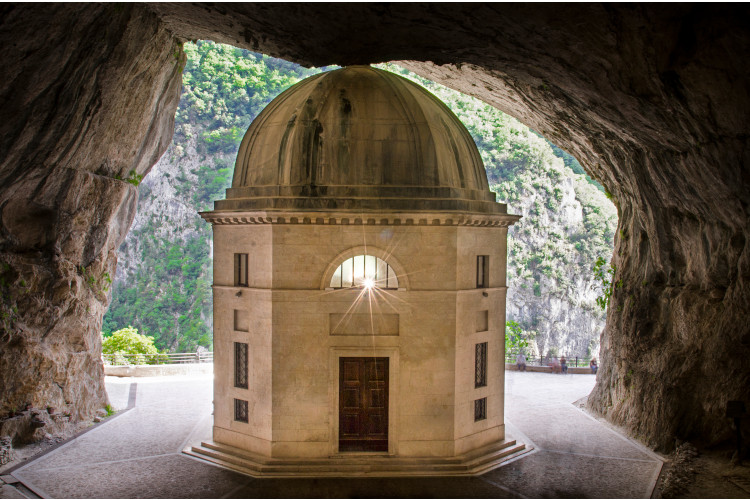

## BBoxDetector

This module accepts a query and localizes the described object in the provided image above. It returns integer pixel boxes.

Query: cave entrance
[4,4,748,471]
[104,42,616,377]
[100,42,616,467]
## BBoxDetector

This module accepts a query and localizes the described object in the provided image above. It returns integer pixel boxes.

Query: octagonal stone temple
[193,66,523,476]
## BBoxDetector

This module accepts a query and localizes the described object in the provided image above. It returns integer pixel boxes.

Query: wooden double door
[339,357,389,452]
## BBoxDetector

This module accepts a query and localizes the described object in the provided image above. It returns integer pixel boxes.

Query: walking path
[5,372,662,498]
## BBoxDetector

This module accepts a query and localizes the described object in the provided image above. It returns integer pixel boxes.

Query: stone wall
[104,363,213,378]
[209,220,509,457]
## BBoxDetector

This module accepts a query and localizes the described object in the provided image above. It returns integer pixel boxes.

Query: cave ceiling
[150,3,749,223]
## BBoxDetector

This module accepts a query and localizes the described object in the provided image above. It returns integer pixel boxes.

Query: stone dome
[215,66,505,214]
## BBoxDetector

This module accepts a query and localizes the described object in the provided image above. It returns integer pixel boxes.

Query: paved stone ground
[5,372,662,498]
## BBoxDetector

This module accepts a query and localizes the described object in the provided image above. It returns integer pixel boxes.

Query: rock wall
[392,8,750,447]
[391,7,750,448]
[1,3,747,449]
[0,4,184,423]
[114,136,206,283]
[402,65,748,451]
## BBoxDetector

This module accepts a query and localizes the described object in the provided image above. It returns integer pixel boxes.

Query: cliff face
[0,4,747,450]
[506,171,616,360]
[115,136,206,283]
[0,4,183,422]
[109,132,219,351]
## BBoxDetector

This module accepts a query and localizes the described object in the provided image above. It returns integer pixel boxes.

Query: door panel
[339,357,389,452]
[369,388,385,408]
[341,414,359,436]
[342,360,361,381]
[342,388,359,409]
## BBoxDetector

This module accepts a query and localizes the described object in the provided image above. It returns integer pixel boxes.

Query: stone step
[192,445,472,472]
[199,439,521,467]
[184,439,529,477]
[463,443,527,474]
[199,440,471,466]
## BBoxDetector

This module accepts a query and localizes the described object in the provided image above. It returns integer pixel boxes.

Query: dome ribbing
[215,66,505,214]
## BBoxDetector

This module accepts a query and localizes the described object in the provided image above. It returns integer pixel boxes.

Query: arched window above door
[329,254,399,289]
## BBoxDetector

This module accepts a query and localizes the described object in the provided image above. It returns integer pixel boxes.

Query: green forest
[103,42,331,349]
[104,41,616,357]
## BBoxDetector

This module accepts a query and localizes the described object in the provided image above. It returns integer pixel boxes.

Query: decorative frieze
[201,212,520,227]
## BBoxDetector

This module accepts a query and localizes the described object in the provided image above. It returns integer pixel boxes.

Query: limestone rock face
[1,3,748,450]
[506,174,616,360]
[0,4,183,423]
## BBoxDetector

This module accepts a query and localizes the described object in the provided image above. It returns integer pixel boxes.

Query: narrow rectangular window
[477,255,489,288]
[234,342,248,389]
[475,342,488,388]
[474,397,487,421]
[234,253,248,287]
[234,398,249,423]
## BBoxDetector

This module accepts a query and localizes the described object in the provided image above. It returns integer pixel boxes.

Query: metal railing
[102,351,213,366]
[505,353,595,368]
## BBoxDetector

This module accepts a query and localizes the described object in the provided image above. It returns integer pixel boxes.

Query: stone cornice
[200,210,521,227]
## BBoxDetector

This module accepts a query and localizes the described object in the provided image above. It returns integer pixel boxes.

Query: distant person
[560,356,568,374]
[590,358,598,374]
[550,356,561,374]
[516,353,527,372]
